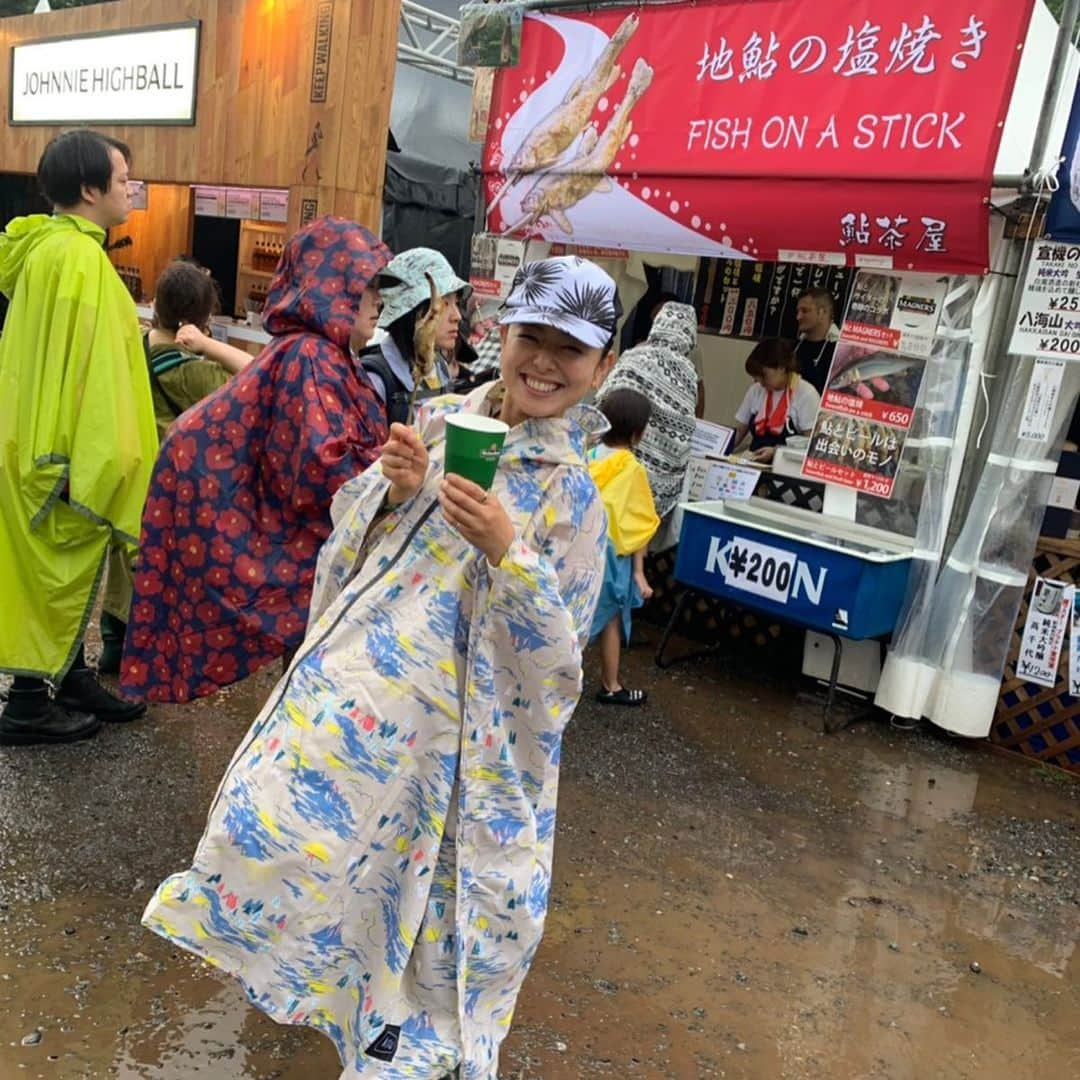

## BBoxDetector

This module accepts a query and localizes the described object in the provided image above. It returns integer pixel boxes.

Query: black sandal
[596,687,647,707]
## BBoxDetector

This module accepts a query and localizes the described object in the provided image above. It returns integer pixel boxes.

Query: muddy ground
[1,630,1077,1079]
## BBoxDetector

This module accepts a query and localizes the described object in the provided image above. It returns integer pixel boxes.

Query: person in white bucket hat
[360,247,468,423]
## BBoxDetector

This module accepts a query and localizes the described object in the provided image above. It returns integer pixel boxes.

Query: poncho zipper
[205,496,440,821]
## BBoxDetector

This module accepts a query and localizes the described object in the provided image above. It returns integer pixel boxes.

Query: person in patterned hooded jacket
[119,217,392,704]
[597,301,699,523]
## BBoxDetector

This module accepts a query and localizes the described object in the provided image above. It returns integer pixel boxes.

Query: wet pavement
[1,630,1078,1079]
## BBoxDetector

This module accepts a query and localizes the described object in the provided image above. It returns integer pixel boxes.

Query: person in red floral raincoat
[120,217,393,703]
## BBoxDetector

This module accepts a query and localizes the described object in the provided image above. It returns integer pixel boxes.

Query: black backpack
[360,345,411,426]
[143,332,191,421]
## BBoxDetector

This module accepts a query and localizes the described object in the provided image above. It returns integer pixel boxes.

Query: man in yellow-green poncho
[0,131,158,746]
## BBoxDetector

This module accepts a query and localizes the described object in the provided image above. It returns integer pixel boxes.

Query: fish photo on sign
[817,341,927,432]
[486,12,640,223]
[825,346,925,408]
[504,57,655,236]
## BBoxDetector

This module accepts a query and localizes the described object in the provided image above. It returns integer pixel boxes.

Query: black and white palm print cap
[499,256,621,350]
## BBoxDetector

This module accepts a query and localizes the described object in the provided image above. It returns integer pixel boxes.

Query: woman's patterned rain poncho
[119,217,392,703]
[142,382,607,1079]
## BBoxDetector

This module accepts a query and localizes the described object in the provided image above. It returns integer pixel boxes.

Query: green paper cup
[444,413,509,490]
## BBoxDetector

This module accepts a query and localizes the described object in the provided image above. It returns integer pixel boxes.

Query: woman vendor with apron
[731,337,822,464]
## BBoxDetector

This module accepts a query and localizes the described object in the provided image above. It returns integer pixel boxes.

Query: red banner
[481,1,1034,275]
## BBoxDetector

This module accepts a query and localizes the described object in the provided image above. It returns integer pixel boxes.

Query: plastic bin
[673,499,914,640]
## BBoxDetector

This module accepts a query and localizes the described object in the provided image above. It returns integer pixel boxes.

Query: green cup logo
[445,414,510,490]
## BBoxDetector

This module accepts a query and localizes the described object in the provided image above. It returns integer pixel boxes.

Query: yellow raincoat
[588,447,659,556]
[0,214,157,680]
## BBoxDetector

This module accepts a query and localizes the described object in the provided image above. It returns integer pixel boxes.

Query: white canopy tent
[876,0,1080,736]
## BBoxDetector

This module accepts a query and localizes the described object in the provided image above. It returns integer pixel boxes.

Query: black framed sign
[695,258,855,341]
[10,21,200,126]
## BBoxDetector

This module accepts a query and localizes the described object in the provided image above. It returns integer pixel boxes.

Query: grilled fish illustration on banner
[487,12,639,220]
[504,57,655,236]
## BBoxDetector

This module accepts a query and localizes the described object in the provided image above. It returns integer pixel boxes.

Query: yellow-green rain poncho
[0,213,157,680]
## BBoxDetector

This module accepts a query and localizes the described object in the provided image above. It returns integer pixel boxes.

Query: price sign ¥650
[716,536,797,605]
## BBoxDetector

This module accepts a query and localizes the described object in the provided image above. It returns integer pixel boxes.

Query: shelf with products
[243,221,289,234]
[238,219,287,277]
[234,219,287,317]
[113,264,145,303]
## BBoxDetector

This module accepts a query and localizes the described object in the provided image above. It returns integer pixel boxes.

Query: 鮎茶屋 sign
[10,22,200,126]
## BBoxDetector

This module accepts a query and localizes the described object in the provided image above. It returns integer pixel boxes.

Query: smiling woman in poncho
[140,256,618,1080]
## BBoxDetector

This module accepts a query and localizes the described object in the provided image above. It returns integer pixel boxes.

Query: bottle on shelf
[114,264,142,301]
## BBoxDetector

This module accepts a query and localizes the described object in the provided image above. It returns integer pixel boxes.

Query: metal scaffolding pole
[398,1,474,86]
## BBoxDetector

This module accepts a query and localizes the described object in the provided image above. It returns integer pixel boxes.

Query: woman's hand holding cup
[439,475,514,567]
[381,423,429,506]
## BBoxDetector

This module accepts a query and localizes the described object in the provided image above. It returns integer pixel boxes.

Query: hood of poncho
[261,216,391,351]
[647,301,697,357]
[0,214,104,298]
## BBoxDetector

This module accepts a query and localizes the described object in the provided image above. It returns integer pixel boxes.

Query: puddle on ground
[1,638,1077,1078]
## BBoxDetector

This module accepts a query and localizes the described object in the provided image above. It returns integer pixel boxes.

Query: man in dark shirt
[794,287,840,396]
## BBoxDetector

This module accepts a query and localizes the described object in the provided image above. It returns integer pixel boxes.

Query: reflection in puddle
[0,648,1076,1078]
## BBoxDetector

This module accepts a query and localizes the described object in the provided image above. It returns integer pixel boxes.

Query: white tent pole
[1026,0,1080,184]
[955,0,1080,532]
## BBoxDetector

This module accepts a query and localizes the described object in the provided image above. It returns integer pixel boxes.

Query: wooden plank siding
[0,0,400,233]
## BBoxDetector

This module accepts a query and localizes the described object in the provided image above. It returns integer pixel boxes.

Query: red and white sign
[469,234,525,299]
[841,270,948,357]
[801,333,928,499]
[482,2,1033,275]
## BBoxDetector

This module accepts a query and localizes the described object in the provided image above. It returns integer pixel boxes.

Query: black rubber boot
[55,667,146,723]
[0,686,101,746]
[98,612,127,676]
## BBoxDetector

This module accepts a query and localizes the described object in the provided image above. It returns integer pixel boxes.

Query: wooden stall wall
[0,0,399,233]
[108,184,193,301]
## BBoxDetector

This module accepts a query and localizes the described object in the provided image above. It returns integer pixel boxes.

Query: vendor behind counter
[731,338,821,463]
[793,287,841,396]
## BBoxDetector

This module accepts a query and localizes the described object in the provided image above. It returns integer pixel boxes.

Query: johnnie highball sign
[10,21,200,126]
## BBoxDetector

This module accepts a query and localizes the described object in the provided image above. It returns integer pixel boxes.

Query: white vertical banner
[1017,578,1073,688]
[1019,357,1067,443]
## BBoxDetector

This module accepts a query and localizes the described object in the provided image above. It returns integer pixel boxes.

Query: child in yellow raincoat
[588,388,659,706]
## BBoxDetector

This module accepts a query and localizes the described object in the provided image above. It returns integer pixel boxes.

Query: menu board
[800,268,941,500]
[1009,240,1080,361]
[469,233,525,299]
[126,180,148,211]
[193,185,226,217]
[195,185,286,223]
[257,190,289,223]
[225,188,255,220]
[695,258,854,341]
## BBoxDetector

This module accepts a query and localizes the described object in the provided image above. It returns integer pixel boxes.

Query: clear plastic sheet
[874,275,983,724]
[877,331,1080,736]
